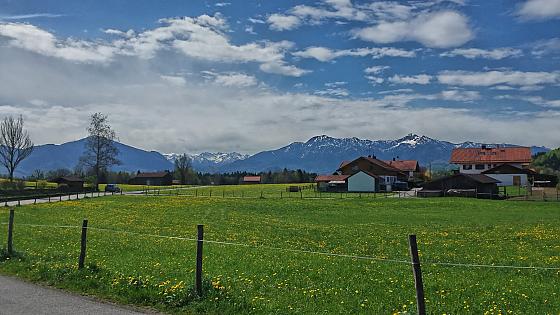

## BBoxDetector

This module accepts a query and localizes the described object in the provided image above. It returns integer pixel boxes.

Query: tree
[0,115,34,182]
[175,154,192,184]
[79,113,120,190]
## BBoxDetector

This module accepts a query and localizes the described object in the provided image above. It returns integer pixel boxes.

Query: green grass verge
[0,195,558,314]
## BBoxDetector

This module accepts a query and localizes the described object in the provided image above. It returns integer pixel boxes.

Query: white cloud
[215,2,231,7]
[517,0,560,20]
[160,75,187,86]
[0,23,117,63]
[353,10,473,48]
[437,70,560,87]
[0,13,63,20]
[496,95,560,108]
[531,38,560,57]
[364,66,390,74]
[1,16,308,76]
[314,88,349,97]
[441,47,523,59]
[267,14,301,31]
[438,90,480,101]
[293,46,415,62]
[389,74,432,85]
[209,72,258,87]
[365,76,385,85]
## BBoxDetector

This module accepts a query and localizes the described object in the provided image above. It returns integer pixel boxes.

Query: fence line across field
[3,221,559,271]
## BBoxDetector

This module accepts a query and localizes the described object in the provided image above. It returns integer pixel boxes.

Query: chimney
[392,157,396,161]
[481,144,487,150]
[368,155,371,158]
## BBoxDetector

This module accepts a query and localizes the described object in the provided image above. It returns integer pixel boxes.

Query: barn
[421,173,500,198]
[129,171,173,186]
[51,176,85,191]
[347,171,378,192]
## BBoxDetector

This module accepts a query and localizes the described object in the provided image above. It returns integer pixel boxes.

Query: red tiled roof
[382,160,419,172]
[243,176,261,182]
[315,174,350,182]
[363,157,403,173]
[134,172,171,178]
[450,147,532,164]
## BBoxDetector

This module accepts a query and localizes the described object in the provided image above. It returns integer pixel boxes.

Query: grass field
[0,191,559,314]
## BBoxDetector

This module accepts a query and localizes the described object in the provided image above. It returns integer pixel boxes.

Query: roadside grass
[0,195,558,314]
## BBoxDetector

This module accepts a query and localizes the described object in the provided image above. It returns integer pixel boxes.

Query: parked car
[104,184,121,193]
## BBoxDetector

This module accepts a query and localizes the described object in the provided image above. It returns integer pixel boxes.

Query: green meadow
[0,191,558,314]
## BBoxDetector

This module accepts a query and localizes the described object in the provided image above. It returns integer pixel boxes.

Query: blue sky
[0,0,559,153]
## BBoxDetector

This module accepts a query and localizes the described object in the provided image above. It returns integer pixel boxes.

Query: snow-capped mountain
[164,152,249,173]
[219,134,549,174]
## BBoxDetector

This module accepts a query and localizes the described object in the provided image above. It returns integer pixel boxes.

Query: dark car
[104,184,121,193]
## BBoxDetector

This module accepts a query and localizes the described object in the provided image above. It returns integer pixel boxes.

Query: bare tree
[79,113,120,190]
[174,154,192,184]
[0,115,34,182]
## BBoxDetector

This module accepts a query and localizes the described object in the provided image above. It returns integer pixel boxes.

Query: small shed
[482,164,536,186]
[422,173,500,198]
[242,176,261,184]
[129,171,173,186]
[315,174,349,192]
[51,176,85,191]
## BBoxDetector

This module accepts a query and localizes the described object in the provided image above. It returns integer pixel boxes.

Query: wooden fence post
[78,219,88,269]
[408,234,426,315]
[7,208,15,255]
[260,190,263,198]
[196,224,204,297]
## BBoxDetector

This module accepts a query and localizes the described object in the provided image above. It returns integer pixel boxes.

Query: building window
[463,164,472,170]
[475,164,485,170]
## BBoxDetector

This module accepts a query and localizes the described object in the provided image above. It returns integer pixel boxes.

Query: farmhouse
[315,174,349,192]
[51,176,85,191]
[382,159,420,180]
[450,146,532,174]
[421,173,500,198]
[482,164,536,187]
[242,176,261,184]
[129,171,173,186]
[338,156,408,191]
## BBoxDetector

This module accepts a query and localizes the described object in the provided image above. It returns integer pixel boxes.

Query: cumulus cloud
[441,47,523,59]
[204,72,258,87]
[496,95,560,108]
[389,74,432,85]
[0,16,308,76]
[0,23,118,63]
[437,70,560,87]
[364,66,390,74]
[353,11,473,48]
[293,46,416,62]
[516,0,560,20]
[267,14,301,31]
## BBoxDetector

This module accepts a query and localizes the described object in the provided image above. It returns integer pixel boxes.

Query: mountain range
[4,134,550,177]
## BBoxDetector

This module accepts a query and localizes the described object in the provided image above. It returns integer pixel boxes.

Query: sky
[0,0,559,154]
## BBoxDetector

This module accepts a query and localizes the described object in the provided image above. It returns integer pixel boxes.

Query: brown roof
[52,176,85,183]
[463,174,501,184]
[382,160,419,172]
[338,156,403,173]
[243,176,261,182]
[315,174,350,182]
[482,164,537,175]
[134,172,171,178]
[450,147,532,164]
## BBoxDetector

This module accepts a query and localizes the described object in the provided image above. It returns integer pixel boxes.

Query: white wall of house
[458,163,524,174]
[485,174,527,186]
[348,171,376,192]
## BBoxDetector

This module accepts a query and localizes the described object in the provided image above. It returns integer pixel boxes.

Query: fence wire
[2,222,559,271]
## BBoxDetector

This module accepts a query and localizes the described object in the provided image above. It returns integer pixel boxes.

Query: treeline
[532,149,560,176]
[18,168,317,185]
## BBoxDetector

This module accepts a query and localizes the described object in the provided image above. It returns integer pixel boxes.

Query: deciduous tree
[0,115,34,182]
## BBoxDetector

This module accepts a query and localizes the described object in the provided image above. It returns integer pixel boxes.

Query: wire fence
[1,212,559,314]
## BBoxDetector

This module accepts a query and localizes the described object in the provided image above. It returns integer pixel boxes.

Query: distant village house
[242,176,261,184]
[129,171,173,186]
[51,176,85,191]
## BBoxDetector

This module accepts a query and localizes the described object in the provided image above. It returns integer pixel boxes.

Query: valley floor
[0,191,558,314]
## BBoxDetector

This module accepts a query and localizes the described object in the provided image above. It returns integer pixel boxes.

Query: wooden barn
[242,176,261,184]
[51,176,85,191]
[421,173,500,198]
[129,171,173,186]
